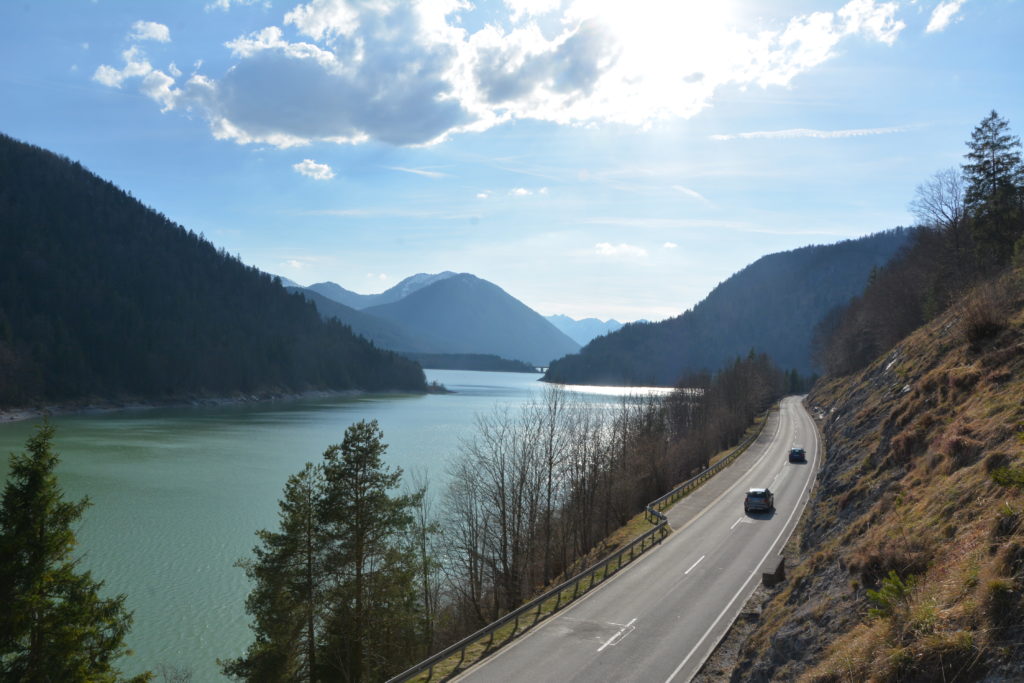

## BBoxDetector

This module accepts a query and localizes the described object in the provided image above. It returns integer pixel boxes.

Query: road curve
[455,396,820,683]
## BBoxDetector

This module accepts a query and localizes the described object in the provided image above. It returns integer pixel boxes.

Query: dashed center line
[685,555,705,575]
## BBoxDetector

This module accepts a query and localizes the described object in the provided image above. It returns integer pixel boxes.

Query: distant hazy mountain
[546,315,624,346]
[309,271,458,309]
[274,274,303,288]
[307,281,366,309]
[543,229,911,386]
[286,287,446,353]
[0,133,426,406]
[365,274,581,366]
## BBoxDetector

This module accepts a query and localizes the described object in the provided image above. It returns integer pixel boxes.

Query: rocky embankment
[727,270,1024,681]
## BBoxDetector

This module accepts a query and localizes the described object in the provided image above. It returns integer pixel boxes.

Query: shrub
[962,283,1007,348]
[991,503,1021,540]
[867,570,917,620]
[985,578,1020,631]
[991,466,1024,489]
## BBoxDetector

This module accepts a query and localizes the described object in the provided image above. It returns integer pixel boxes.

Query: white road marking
[597,617,637,652]
[684,556,705,575]
[663,402,820,683]
[729,517,745,530]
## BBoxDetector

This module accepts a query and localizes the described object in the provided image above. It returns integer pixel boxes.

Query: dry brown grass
[747,268,1024,682]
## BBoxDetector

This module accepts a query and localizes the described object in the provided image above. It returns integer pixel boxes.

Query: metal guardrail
[644,420,765,523]
[387,413,769,683]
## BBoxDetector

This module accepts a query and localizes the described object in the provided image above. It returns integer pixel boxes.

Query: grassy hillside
[732,268,1024,681]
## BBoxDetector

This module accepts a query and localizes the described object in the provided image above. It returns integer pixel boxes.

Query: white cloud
[595,242,647,258]
[672,185,708,202]
[476,191,491,199]
[366,272,389,281]
[93,46,154,88]
[926,0,966,33]
[140,70,180,111]
[511,187,533,196]
[205,0,264,11]
[711,125,907,141]
[387,166,449,179]
[129,21,171,43]
[292,159,335,180]
[505,0,562,23]
[663,242,678,249]
[97,0,909,148]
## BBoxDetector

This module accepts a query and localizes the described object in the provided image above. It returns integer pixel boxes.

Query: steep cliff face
[733,269,1024,682]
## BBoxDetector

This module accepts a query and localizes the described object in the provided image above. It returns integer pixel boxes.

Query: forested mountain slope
[364,273,581,367]
[0,133,425,407]
[543,229,909,386]
[732,267,1024,682]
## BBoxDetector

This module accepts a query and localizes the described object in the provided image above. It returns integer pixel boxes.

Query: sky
[2,1,1022,322]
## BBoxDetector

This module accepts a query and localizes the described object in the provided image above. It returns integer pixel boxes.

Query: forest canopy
[0,133,426,407]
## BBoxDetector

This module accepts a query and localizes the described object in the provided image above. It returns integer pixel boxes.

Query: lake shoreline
[0,388,380,424]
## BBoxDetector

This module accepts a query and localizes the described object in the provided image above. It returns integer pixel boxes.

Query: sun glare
[567,0,742,122]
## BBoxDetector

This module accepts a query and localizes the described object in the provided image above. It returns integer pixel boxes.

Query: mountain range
[543,229,911,386]
[545,315,624,346]
[291,273,581,367]
[307,271,459,310]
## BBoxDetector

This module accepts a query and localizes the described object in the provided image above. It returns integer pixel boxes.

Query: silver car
[744,488,774,513]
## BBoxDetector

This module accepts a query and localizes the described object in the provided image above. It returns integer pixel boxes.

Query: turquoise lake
[0,370,668,680]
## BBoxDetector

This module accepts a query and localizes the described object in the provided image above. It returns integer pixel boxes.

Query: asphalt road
[455,396,820,683]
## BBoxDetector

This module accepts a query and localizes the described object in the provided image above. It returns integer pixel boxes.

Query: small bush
[962,283,1007,348]
[867,570,916,620]
[985,578,1020,631]
[997,542,1024,578]
[991,503,1021,540]
[983,452,1010,473]
[991,466,1024,489]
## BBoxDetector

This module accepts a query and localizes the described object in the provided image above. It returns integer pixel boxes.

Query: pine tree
[320,420,423,682]
[0,422,151,682]
[224,421,425,682]
[962,110,1024,266]
[221,463,326,682]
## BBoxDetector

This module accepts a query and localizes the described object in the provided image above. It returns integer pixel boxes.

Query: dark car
[789,446,806,463]
[744,488,774,513]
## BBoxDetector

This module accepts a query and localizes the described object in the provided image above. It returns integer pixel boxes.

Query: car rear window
[748,491,767,498]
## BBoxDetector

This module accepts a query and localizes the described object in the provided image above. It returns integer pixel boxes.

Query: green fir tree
[0,422,150,682]
[962,110,1024,266]
[224,420,426,682]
